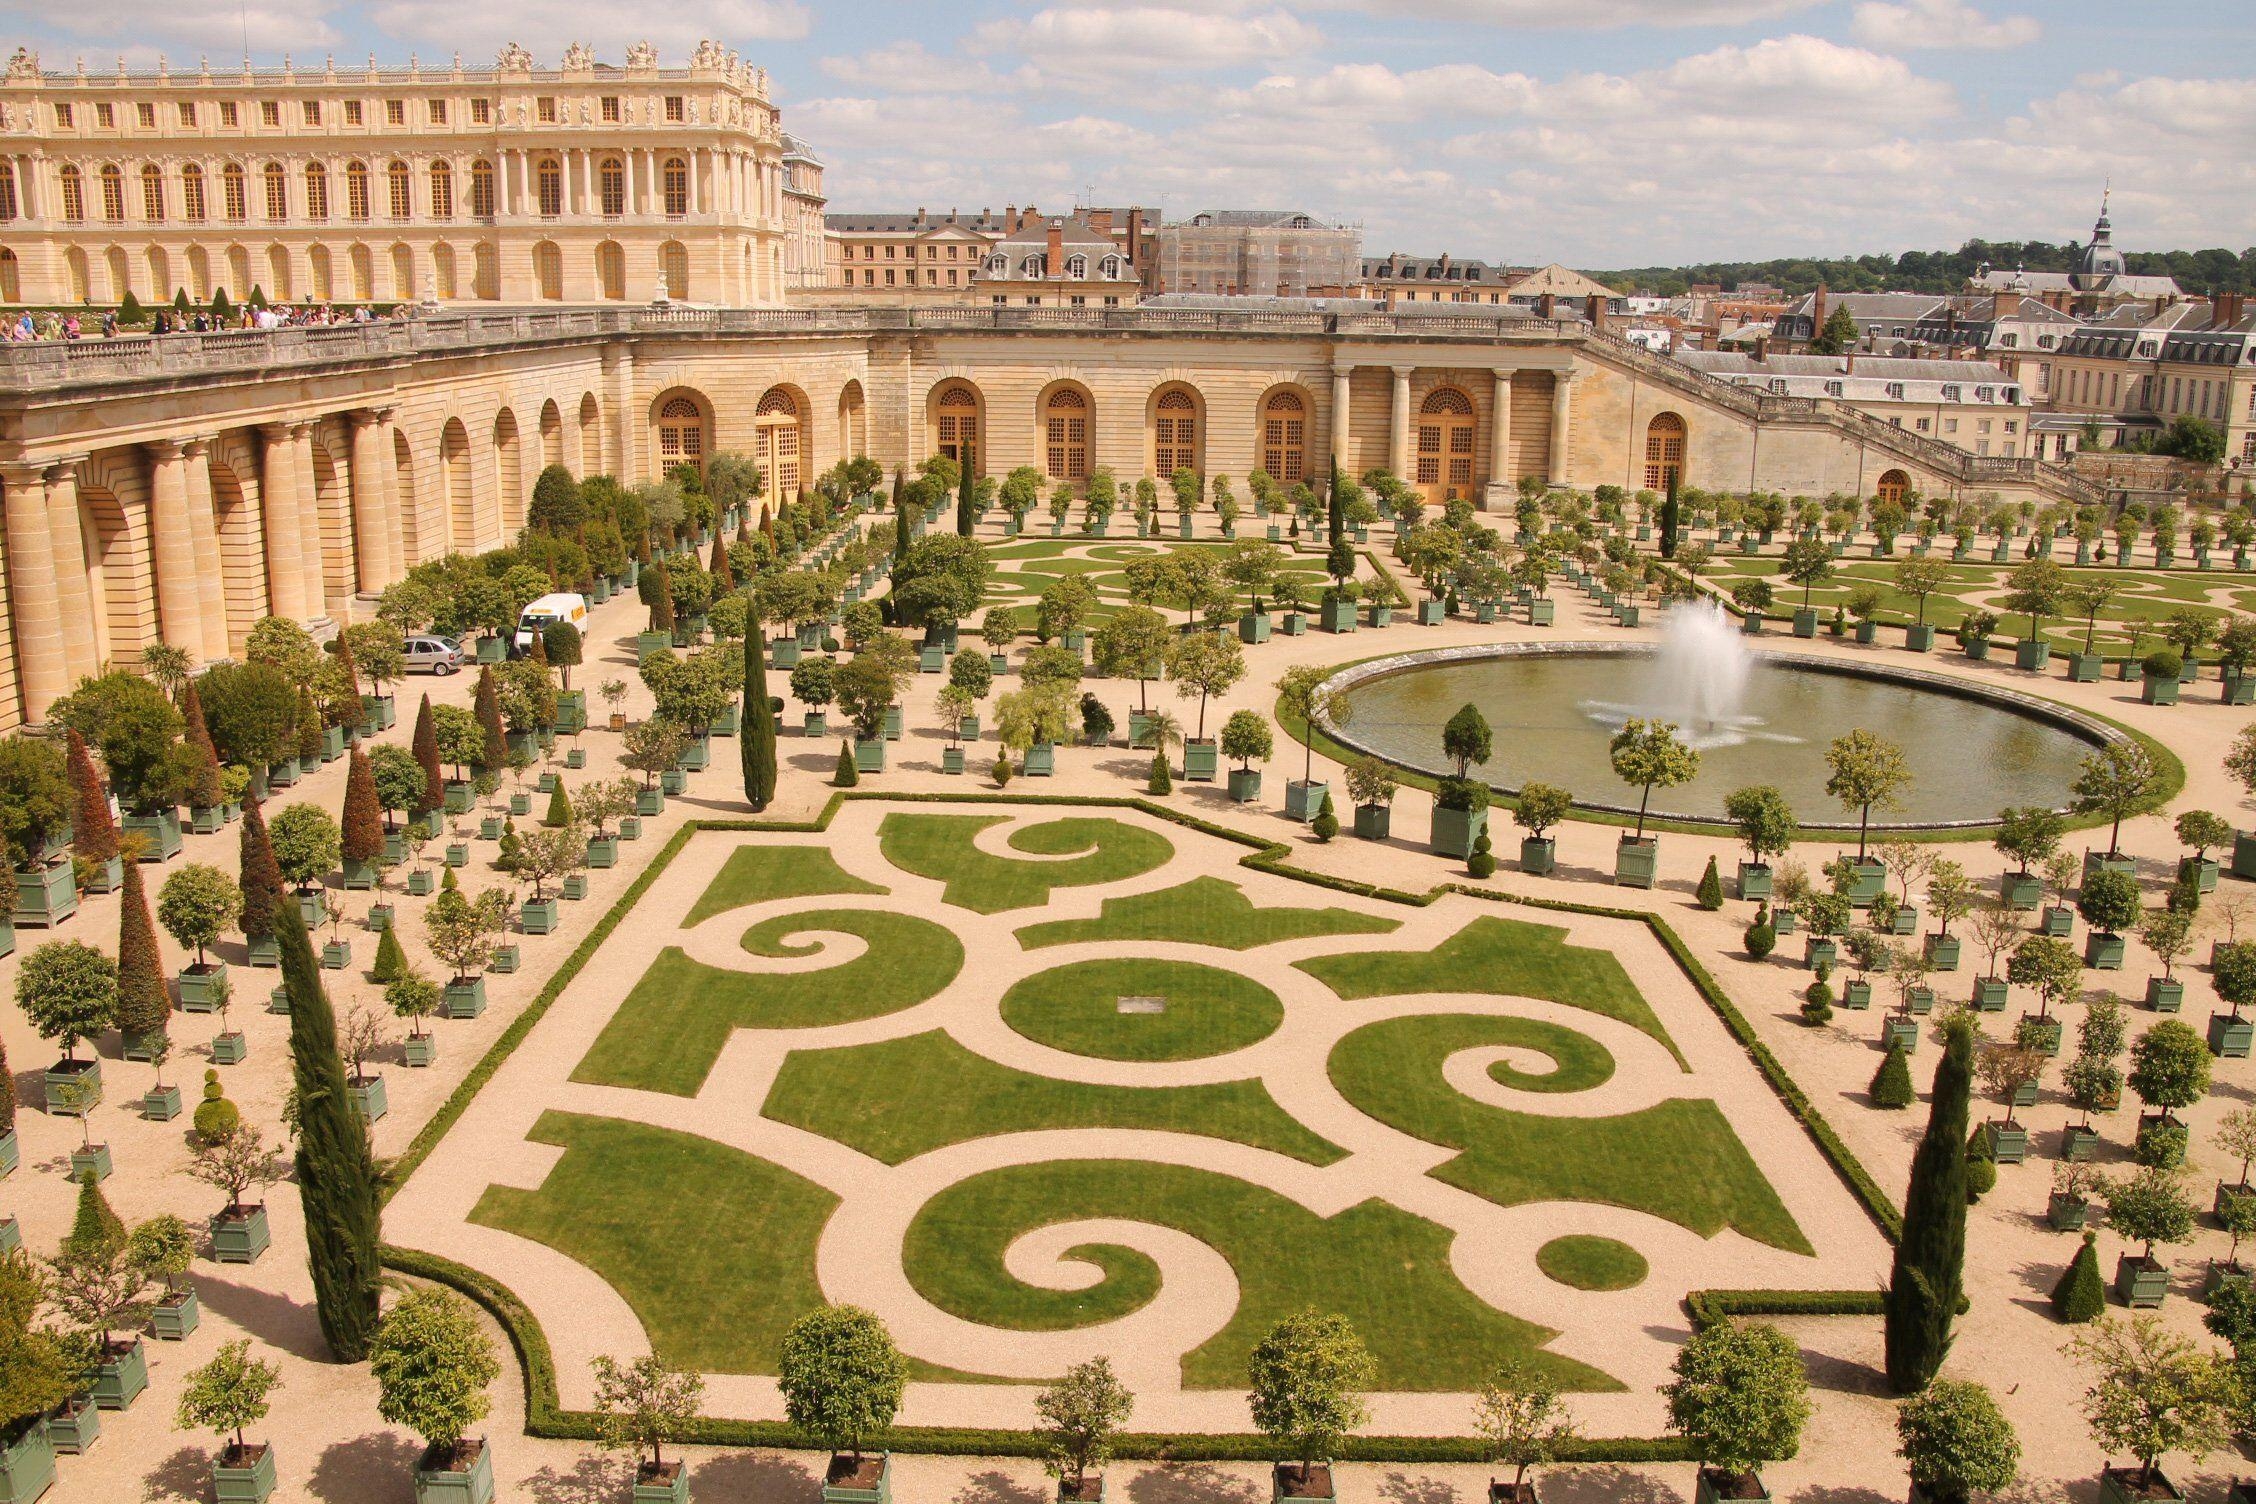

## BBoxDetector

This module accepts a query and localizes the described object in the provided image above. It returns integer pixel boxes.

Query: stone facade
[0,304,2093,732]
[0,42,806,308]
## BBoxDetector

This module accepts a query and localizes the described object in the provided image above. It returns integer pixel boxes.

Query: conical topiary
[370,924,407,985]
[1696,855,1725,910]
[1871,1043,1915,1108]
[834,739,858,788]
[542,782,574,829]
[409,696,442,821]
[1311,789,1338,843]
[181,679,225,811]
[1886,1013,1974,1392]
[341,749,383,868]
[474,669,506,772]
[1467,827,1496,879]
[2051,1232,2106,1322]
[63,1170,125,1259]
[332,632,368,737]
[115,858,170,1047]
[1148,751,1171,795]
[238,797,284,948]
[66,729,118,865]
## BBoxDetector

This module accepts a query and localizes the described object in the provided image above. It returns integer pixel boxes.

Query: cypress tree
[66,729,118,865]
[1327,460,1344,547]
[409,696,442,822]
[834,739,858,788]
[650,566,676,634]
[2051,1232,2106,1322]
[0,1025,14,1142]
[1148,750,1172,795]
[341,749,383,869]
[369,923,407,984]
[542,782,574,828]
[1870,1044,1914,1108]
[1885,1014,1973,1392]
[1696,855,1725,910]
[473,669,506,772]
[279,900,381,1361]
[709,531,734,589]
[63,1170,125,1259]
[957,442,977,537]
[181,679,226,811]
[742,627,777,811]
[892,468,911,564]
[115,858,170,1047]
[238,797,284,950]
[332,633,369,737]
[1659,474,1681,560]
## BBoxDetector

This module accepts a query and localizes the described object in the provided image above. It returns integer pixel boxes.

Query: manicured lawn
[999,957,1285,1061]
[1297,916,1686,1067]
[571,909,965,1096]
[763,1030,1341,1165]
[1328,1015,1810,1255]
[1016,876,1398,952]
[685,844,885,927]
[1536,1235,1650,1292]
[471,1111,835,1373]
[878,813,1174,913]
[902,1158,1621,1392]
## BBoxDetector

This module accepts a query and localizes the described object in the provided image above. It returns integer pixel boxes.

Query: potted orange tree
[591,1352,705,1504]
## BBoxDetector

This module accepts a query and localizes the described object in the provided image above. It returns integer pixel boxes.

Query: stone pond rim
[1311,641,2127,833]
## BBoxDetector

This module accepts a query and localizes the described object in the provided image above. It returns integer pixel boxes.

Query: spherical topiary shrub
[1745,908,1776,960]
[1801,978,1834,1025]
[1965,1128,1997,1203]
[194,1070,239,1143]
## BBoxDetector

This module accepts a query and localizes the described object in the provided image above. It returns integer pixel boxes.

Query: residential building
[1771,290,1947,353]
[814,204,1154,304]
[2042,297,2256,465]
[1155,210,1361,297]
[1331,253,1618,308]
[0,41,812,306]
[977,214,1141,308]
[1675,349,2033,459]
[778,132,825,292]
[1967,195,2184,317]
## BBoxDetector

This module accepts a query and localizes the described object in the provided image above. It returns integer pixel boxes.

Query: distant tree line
[1586,240,2256,299]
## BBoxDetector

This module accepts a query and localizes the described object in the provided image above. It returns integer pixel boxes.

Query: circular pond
[1325,643,2115,828]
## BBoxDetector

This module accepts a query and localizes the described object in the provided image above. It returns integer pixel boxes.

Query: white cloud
[817,41,1010,94]
[970,5,1322,83]
[363,0,808,63]
[6,0,343,55]
[1296,0,1822,25]
[1851,0,2039,50]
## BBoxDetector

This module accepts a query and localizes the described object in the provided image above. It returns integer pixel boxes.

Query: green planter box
[404,871,435,898]
[1367,604,1393,628]
[632,1461,691,1504]
[491,946,520,974]
[617,817,641,842]
[2061,1125,2101,1163]
[478,816,503,842]
[0,1422,56,1504]
[677,738,710,772]
[1021,743,1056,778]
[404,1033,439,1068]
[211,1031,247,1064]
[443,977,487,1019]
[2210,1013,2253,1058]
[12,861,77,928]
[349,1075,387,1124]
[142,1084,182,1122]
[1791,608,1818,638]
[1228,769,1262,803]
[1694,1472,1769,1504]
[884,705,904,741]
[1284,780,1328,823]
[804,711,828,739]
[2084,850,2136,882]
[475,635,506,664]
[2179,855,2221,894]
[2000,872,2042,909]
[177,960,230,1012]
[1924,934,1960,970]
[264,759,299,789]
[1806,938,1838,970]
[189,805,230,834]
[554,692,587,735]
[1732,861,1774,901]
[1280,613,1305,637]
[150,1287,199,1340]
[853,739,886,774]
[0,1131,13,1178]
[1984,1120,2028,1164]
[43,1059,100,1115]
[562,875,588,901]
[1529,599,1555,626]
[1904,623,1935,652]
[1614,836,1659,889]
[1846,860,1886,907]
[2144,675,2180,705]
[2022,1015,2064,1055]
[121,809,183,862]
[1417,599,1446,626]
[771,637,803,669]
[1238,613,1271,644]
[1320,599,1358,633]
[321,940,351,971]
[69,1143,111,1182]
[824,1454,893,1504]
[1962,636,1992,661]
[1184,741,1220,783]
[92,1339,147,1410]
[443,842,468,869]
[942,748,965,775]
[1354,804,1392,840]
[2114,1255,2170,1309]
[660,770,688,796]
[2085,931,2126,969]
[42,1400,98,1455]
[507,792,532,817]
[1854,620,1879,645]
[2015,639,2051,671]
[414,1441,497,1504]
[1844,980,1874,1010]
[342,856,380,891]
[586,836,618,869]
[636,630,674,660]
[2148,977,2184,1012]
[636,788,665,817]
[521,899,559,935]
[443,780,474,814]
[2225,675,2256,706]
[1430,805,1488,861]
[2068,652,2104,682]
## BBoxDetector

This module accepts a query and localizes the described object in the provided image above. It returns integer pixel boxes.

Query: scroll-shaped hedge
[878,814,1172,913]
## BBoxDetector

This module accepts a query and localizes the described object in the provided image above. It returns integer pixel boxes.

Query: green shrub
[834,740,858,788]
[1801,978,1834,1025]
[370,925,407,984]
[2143,647,2184,680]
[1696,856,1724,910]
[2136,1116,2190,1168]
[1744,912,1776,960]
[194,1070,239,1142]
[1147,752,1171,796]
[1467,829,1495,879]
[1964,1129,1996,1203]
[2050,1233,2106,1322]
[1311,790,1338,844]
[993,755,1013,788]
[1870,1045,1914,1108]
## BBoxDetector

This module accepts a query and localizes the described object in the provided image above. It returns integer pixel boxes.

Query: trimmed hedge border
[382,789,1897,1461]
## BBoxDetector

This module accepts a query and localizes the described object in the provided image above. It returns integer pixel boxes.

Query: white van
[514,592,589,654]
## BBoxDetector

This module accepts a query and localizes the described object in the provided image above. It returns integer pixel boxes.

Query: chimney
[1752,331,1769,363]
[915,206,926,226]
[1538,293,1556,320]
[1088,208,1112,234]
[1844,351,1856,376]
[2217,292,2247,328]
[1585,293,1607,332]
[1994,290,2021,319]
[1048,218,1064,275]
[1022,204,1040,231]
[1005,204,1016,229]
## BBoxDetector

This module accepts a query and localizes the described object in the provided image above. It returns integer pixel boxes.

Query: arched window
[1154,387,1199,477]
[1044,387,1090,482]
[935,383,979,469]
[221,162,246,222]
[469,159,495,219]
[344,160,370,222]
[349,243,373,300]
[137,246,161,301]
[267,244,293,300]
[1643,412,1686,492]
[140,164,165,223]
[59,166,85,222]
[984,253,1006,277]
[0,248,17,302]
[0,163,17,223]
[1262,389,1307,484]
[1416,386,1477,502]
[99,164,125,222]
[1065,254,1087,279]
[64,246,89,300]
[532,241,563,300]
[432,244,456,299]
[1019,254,1044,279]
[227,246,250,299]
[472,243,497,300]
[596,241,625,300]
[263,162,287,222]
[181,163,205,221]
[308,244,332,300]
[662,157,688,217]
[186,246,210,301]
[659,395,707,474]
[428,160,453,219]
[303,161,327,221]
[388,160,412,220]
[598,157,624,217]
[754,388,802,495]
[1875,469,1910,506]
[660,241,688,301]
[390,243,414,300]
[535,157,561,218]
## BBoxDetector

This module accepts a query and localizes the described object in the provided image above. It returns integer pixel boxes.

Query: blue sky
[7,0,2251,266]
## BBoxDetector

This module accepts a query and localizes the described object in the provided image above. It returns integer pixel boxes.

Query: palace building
[0,40,808,308]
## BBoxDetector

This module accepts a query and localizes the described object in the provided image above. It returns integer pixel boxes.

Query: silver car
[402,634,465,675]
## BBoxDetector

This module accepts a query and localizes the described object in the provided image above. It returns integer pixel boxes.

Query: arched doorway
[656,394,708,480]
[754,388,804,498]
[838,381,868,462]
[532,242,562,301]
[578,393,602,475]
[1416,386,1477,504]
[1875,469,1910,506]
[596,241,625,301]
[1260,388,1308,485]
[441,419,475,550]
[208,454,265,650]
[78,482,146,670]
[1644,412,1686,492]
[539,400,564,470]
[1152,385,1201,479]
[493,410,523,533]
[933,381,980,471]
[392,428,421,566]
[1043,387,1091,484]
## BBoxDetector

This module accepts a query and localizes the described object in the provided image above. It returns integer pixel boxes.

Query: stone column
[1491,370,1515,483]
[181,437,230,658]
[374,408,405,582]
[2,463,68,722]
[1549,368,1577,487]
[42,461,98,685]
[290,422,329,624]
[348,409,392,595]
[1330,365,1353,469]
[144,439,209,663]
[258,423,309,622]
[1389,365,1415,482]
